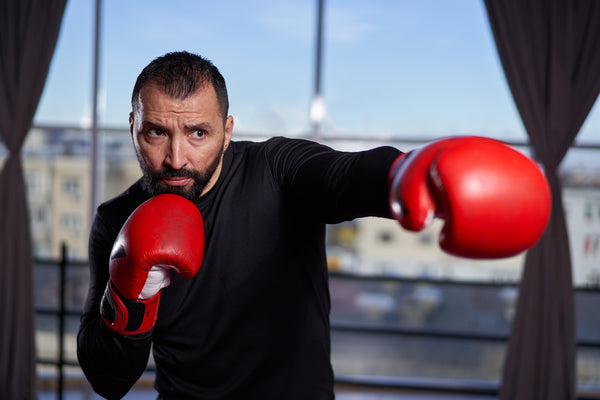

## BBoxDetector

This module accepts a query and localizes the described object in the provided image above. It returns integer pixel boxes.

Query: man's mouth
[160,177,192,187]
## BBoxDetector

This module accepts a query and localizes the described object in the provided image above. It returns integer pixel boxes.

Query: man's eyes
[191,129,207,139]
[143,127,208,139]
[147,128,165,136]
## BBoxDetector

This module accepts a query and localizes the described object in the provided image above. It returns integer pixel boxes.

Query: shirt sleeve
[265,137,402,224]
[77,203,153,400]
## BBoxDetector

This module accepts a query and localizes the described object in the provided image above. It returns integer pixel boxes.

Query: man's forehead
[135,83,217,112]
[132,85,223,127]
[138,81,213,101]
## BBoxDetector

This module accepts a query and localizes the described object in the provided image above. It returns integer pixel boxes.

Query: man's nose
[164,136,188,170]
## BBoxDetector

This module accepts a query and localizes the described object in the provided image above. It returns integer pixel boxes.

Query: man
[77,51,550,399]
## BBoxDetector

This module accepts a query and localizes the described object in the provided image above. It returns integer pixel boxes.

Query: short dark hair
[131,51,229,121]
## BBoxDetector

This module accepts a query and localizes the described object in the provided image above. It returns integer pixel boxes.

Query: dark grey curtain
[484,1,600,399]
[0,0,67,398]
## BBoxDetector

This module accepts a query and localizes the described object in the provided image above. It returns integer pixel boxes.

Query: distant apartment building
[25,154,90,259]
[328,217,526,282]
[328,170,600,286]
[564,187,600,286]
[23,128,139,260]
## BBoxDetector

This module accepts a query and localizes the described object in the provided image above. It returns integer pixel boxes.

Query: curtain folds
[0,0,67,398]
[484,1,600,399]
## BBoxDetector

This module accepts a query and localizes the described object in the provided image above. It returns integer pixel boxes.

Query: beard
[138,144,224,204]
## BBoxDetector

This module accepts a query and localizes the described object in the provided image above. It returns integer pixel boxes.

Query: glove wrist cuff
[101,281,161,335]
[388,152,409,220]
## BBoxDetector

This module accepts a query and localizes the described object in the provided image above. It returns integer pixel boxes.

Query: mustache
[151,166,201,181]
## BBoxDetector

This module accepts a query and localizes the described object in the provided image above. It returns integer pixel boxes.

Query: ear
[129,112,135,137]
[223,115,233,150]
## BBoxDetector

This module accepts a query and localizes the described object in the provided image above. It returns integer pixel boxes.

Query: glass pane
[26,0,600,396]
[332,330,506,381]
[578,96,600,144]
[100,128,139,202]
[327,215,525,283]
[36,364,58,396]
[330,276,514,336]
[34,1,94,126]
[24,128,91,260]
[34,262,59,310]
[34,258,88,312]
[323,0,525,142]
[101,0,314,135]
[577,291,600,343]
[330,276,600,387]
[0,140,6,170]
[37,365,121,399]
[64,316,81,364]
[36,315,58,362]
[562,147,600,288]
[578,347,600,387]
[329,276,512,383]
[66,264,90,312]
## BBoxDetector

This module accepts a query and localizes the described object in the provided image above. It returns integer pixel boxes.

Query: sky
[33,0,600,145]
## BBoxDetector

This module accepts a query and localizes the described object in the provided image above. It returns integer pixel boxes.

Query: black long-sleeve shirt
[77,137,401,400]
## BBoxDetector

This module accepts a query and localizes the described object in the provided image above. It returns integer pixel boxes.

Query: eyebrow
[184,122,213,131]
[138,121,213,132]
[140,120,166,131]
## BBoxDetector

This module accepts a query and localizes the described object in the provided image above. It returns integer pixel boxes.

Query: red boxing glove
[101,194,205,335]
[389,136,551,258]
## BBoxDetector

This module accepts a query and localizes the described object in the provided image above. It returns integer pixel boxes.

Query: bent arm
[77,210,152,399]
[77,319,152,399]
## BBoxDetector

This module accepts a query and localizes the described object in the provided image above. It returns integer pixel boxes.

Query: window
[35,1,93,127]
[323,0,525,141]
[60,212,81,234]
[26,170,44,197]
[26,0,600,395]
[100,0,313,135]
[62,177,81,200]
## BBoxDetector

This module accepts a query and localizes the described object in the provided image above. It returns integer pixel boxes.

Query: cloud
[251,0,314,40]
[326,4,377,44]
[250,0,376,44]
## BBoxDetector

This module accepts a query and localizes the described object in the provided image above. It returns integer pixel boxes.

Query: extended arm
[266,137,401,223]
[268,136,550,258]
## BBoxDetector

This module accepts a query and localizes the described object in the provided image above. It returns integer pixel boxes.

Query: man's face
[130,83,233,202]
